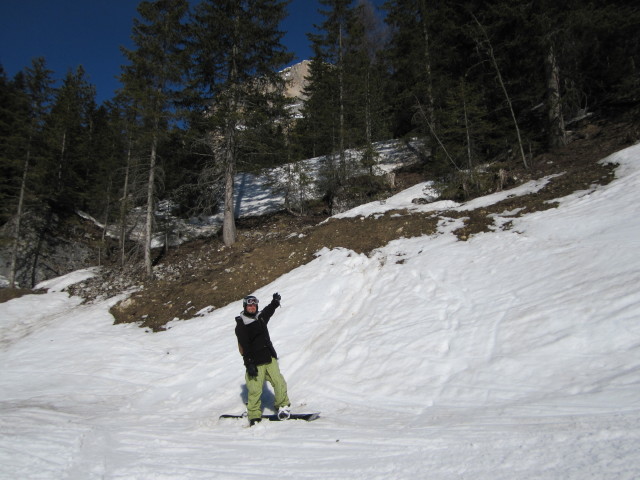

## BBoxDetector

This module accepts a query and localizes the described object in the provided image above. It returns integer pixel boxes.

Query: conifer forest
[1,0,639,286]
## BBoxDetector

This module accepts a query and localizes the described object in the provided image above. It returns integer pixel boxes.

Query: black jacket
[235,300,279,367]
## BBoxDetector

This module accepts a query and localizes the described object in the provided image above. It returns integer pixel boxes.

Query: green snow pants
[246,357,290,421]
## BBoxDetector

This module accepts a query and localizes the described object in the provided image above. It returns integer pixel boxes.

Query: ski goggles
[245,297,259,305]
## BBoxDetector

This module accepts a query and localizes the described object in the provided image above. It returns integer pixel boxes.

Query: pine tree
[0,68,29,224]
[382,0,436,143]
[109,93,143,268]
[41,65,96,210]
[300,0,355,214]
[384,1,533,172]
[538,0,640,119]
[83,103,127,243]
[120,0,189,277]
[344,0,388,165]
[296,56,338,159]
[188,0,292,246]
[2,59,55,287]
[0,69,29,287]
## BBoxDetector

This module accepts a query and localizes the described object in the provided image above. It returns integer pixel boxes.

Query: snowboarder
[235,293,291,426]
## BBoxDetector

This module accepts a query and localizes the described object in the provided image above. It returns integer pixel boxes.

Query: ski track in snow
[1,144,640,479]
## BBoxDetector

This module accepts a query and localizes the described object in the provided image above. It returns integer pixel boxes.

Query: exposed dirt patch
[446,118,628,240]
[0,288,44,303]
[106,210,440,331]
[67,114,638,331]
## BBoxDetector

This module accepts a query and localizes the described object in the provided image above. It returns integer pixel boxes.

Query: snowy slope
[1,144,639,479]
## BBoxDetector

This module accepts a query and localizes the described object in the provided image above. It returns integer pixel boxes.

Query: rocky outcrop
[281,60,310,100]
[280,60,310,119]
[0,210,113,289]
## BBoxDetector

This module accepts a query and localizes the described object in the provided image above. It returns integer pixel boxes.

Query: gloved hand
[246,363,258,378]
[272,292,281,305]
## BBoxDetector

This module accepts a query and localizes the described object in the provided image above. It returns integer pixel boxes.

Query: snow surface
[232,139,422,219]
[1,143,640,479]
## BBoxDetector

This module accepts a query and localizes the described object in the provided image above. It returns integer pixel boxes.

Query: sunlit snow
[1,144,639,479]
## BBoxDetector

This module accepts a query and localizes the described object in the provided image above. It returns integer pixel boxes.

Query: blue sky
[0,0,385,105]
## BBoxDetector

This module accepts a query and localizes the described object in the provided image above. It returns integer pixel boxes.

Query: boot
[277,405,291,420]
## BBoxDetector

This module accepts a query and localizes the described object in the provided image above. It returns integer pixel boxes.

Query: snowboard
[219,412,320,422]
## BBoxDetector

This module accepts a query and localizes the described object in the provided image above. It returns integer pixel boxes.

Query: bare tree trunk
[57,130,67,192]
[545,43,566,149]
[99,176,113,267]
[419,0,435,158]
[145,133,157,278]
[9,142,31,288]
[222,132,236,246]
[415,96,459,171]
[338,22,346,179]
[119,134,133,267]
[494,55,528,168]
[222,18,239,247]
[462,80,473,170]
[365,68,372,146]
